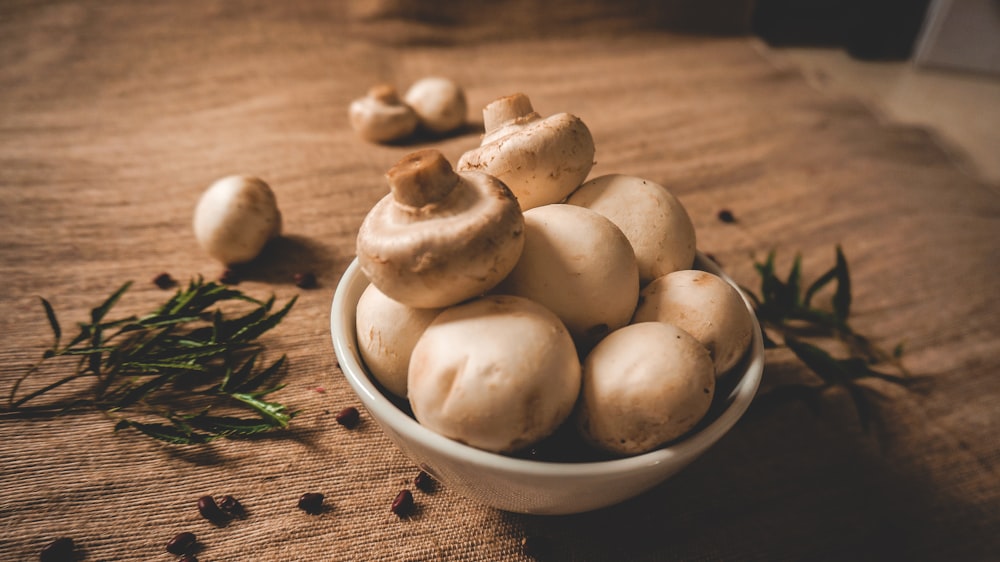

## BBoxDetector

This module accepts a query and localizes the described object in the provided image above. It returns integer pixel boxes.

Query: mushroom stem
[370,84,402,104]
[386,149,460,208]
[483,93,538,135]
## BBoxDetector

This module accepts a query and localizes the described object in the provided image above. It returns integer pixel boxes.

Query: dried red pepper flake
[298,492,325,515]
[166,532,197,555]
[39,537,75,562]
[294,272,317,289]
[391,489,414,517]
[414,471,436,493]
[197,495,228,523]
[153,272,177,289]
[335,406,360,429]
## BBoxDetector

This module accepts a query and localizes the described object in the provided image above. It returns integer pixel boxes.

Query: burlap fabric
[2,2,998,560]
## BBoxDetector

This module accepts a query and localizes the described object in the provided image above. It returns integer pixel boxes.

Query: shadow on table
[500,401,995,561]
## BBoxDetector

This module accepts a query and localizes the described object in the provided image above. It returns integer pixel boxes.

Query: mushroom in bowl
[330,253,764,515]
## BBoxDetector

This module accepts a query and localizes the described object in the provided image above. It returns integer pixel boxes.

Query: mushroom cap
[566,174,696,284]
[496,204,639,350]
[576,322,715,456]
[404,77,467,135]
[407,294,581,453]
[348,84,419,143]
[456,93,595,211]
[632,270,754,376]
[356,149,525,309]
[193,175,282,265]
[356,283,443,398]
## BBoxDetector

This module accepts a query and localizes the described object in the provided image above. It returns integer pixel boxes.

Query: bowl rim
[330,253,764,478]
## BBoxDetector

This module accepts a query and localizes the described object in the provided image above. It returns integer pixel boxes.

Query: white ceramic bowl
[330,253,764,515]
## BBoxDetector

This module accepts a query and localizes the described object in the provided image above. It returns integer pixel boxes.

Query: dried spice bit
[293,272,317,289]
[335,406,360,429]
[414,471,435,493]
[521,535,551,558]
[390,489,414,517]
[298,492,325,515]
[717,209,736,223]
[218,495,244,517]
[153,272,177,289]
[39,537,75,562]
[197,495,228,523]
[219,268,240,285]
[166,532,197,555]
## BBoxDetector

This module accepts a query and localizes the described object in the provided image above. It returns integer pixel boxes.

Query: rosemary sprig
[743,246,916,430]
[6,278,298,445]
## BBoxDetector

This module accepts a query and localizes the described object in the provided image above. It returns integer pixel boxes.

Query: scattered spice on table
[153,272,177,289]
[294,272,317,289]
[166,532,197,555]
[39,537,75,562]
[197,495,227,523]
[218,495,244,517]
[298,492,325,515]
[335,406,360,429]
[391,489,414,517]
[414,471,435,493]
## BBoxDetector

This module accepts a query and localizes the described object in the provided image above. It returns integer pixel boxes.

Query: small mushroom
[566,174,696,284]
[193,175,282,265]
[348,84,419,143]
[404,77,467,135]
[355,283,443,398]
[576,322,715,456]
[356,149,525,309]
[632,270,754,376]
[457,93,595,211]
[407,295,581,453]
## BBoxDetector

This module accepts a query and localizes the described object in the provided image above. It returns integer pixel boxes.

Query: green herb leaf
[40,297,61,348]
[9,278,298,445]
[832,245,851,323]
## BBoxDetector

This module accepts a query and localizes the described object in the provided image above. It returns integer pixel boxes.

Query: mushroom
[632,269,754,376]
[193,175,282,265]
[566,174,696,284]
[496,204,639,350]
[348,84,419,143]
[456,93,595,211]
[576,322,715,456]
[404,77,467,135]
[407,294,581,453]
[356,283,443,398]
[356,149,525,309]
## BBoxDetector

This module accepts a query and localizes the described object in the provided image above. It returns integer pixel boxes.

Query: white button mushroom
[356,149,525,309]
[407,294,581,453]
[348,84,419,143]
[566,174,696,285]
[193,175,282,265]
[576,322,715,456]
[496,204,639,350]
[632,270,754,376]
[355,283,443,398]
[404,77,467,135]
[457,93,596,211]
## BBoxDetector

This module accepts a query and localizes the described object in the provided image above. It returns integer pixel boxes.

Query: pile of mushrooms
[349,77,467,143]
[353,93,754,458]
